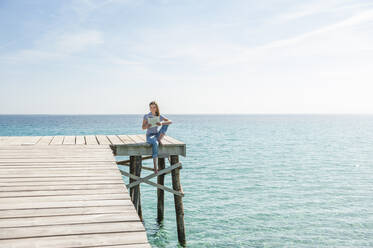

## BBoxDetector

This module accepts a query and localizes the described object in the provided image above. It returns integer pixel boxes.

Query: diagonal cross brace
[119,162,184,196]
[122,171,184,197]
[126,162,182,188]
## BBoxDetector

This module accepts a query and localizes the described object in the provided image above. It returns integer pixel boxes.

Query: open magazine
[148,116,160,127]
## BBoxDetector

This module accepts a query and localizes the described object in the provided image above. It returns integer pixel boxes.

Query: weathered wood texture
[0,134,186,246]
[130,156,143,222]
[157,157,166,222]
[0,134,186,157]
[0,143,150,247]
[171,155,186,246]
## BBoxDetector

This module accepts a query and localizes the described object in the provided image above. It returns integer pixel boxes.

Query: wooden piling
[130,155,143,221]
[157,157,166,222]
[129,156,135,198]
[170,155,186,246]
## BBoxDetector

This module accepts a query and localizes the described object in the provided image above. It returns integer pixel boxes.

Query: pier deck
[0,134,186,247]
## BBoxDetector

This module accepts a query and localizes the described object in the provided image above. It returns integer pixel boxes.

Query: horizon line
[1,113,373,115]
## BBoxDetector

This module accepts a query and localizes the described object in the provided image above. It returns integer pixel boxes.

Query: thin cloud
[55,30,104,53]
[257,9,373,50]
[1,30,104,63]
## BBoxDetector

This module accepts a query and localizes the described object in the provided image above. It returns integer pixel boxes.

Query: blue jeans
[146,124,169,158]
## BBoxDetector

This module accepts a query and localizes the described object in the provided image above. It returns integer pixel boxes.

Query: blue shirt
[143,112,166,135]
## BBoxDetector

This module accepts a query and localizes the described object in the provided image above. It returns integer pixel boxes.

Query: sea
[0,114,372,248]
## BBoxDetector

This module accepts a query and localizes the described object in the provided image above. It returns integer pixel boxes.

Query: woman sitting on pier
[142,101,172,173]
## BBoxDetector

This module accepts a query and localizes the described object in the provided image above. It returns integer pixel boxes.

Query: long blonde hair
[149,101,160,116]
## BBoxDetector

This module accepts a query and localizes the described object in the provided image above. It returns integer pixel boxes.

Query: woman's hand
[142,119,152,130]
[161,118,172,125]
[156,122,162,126]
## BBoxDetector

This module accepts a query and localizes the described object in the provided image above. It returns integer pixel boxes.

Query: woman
[142,101,172,173]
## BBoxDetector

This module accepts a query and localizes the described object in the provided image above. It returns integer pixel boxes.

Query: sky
[0,0,372,114]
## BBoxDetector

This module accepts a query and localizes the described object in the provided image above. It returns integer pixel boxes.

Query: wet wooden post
[129,156,135,197]
[130,155,143,221]
[157,157,166,222]
[171,155,186,246]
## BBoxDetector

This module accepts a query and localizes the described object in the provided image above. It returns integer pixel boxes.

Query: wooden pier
[0,134,186,247]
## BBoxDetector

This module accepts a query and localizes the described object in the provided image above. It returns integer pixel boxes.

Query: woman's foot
[158,133,165,145]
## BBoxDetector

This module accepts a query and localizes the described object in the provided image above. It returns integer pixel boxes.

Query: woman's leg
[156,124,169,145]
[146,134,159,173]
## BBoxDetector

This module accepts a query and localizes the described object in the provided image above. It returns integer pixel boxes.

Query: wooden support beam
[171,155,186,246]
[129,157,135,199]
[118,163,155,172]
[116,155,153,165]
[157,157,165,223]
[134,156,142,222]
[126,162,182,189]
[129,156,143,221]
[120,170,183,197]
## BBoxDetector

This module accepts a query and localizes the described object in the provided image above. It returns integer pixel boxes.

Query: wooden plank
[107,135,124,144]
[127,135,145,144]
[0,176,122,182]
[96,135,112,145]
[0,148,112,152]
[0,205,135,218]
[0,164,116,169]
[0,144,109,148]
[0,221,145,239]
[0,146,111,151]
[0,231,149,247]
[0,184,127,192]
[0,154,115,159]
[50,136,64,145]
[0,136,9,143]
[0,150,113,158]
[157,134,173,145]
[0,168,123,174]
[0,193,129,204]
[0,149,110,152]
[85,135,99,145]
[117,135,135,145]
[23,136,42,145]
[0,154,113,158]
[0,170,119,179]
[0,174,122,179]
[0,212,140,228]
[35,136,54,145]
[164,135,184,144]
[76,135,86,145]
[115,144,186,157]
[0,180,124,188]
[63,136,75,145]
[136,134,171,145]
[0,136,41,145]
[0,199,133,210]
[0,188,127,197]
[0,158,116,163]
[136,134,146,142]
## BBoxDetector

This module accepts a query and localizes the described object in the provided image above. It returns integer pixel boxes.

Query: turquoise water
[1,114,372,247]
